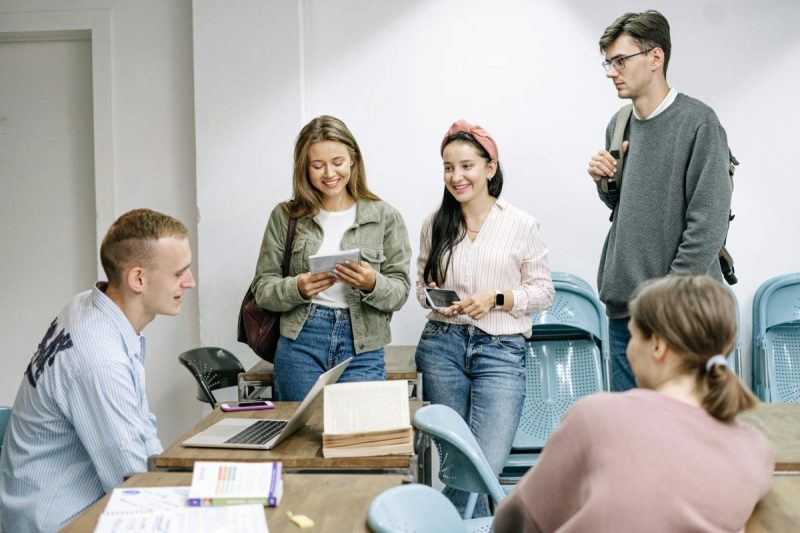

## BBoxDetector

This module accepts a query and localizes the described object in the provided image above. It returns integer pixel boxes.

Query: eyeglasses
[602,48,653,72]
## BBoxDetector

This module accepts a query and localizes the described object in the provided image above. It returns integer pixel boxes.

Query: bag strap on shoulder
[281,218,298,277]
[601,104,633,205]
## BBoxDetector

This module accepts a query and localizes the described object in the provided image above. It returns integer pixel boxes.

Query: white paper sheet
[93,488,268,533]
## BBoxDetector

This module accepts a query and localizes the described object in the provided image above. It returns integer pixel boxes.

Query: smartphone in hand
[424,287,461,309]
[220,401,275,412]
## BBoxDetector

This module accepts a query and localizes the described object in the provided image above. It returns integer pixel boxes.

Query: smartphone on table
[219,400,275,412]
[424,287,461,309]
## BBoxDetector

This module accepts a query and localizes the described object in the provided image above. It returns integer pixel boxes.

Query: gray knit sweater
[596,93,732,318]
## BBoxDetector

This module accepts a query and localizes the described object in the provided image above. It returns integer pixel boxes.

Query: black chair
[178,347,245,408]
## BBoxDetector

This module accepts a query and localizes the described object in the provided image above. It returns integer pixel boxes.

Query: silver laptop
[182,357,352,450]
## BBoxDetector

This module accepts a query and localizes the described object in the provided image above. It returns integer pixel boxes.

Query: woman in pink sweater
[494,275,773,532]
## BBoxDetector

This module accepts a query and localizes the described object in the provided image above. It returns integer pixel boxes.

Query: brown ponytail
[629,275,757,421]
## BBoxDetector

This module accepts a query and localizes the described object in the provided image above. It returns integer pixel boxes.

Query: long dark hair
[423,132,503,286]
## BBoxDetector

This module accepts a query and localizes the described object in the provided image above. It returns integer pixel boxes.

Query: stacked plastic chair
[727,287,743,377]
[501,272,609,485]
[752,273,800,402]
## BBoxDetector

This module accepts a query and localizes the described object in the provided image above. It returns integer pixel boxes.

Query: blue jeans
[274,304,386,401]
[415,321,526,518]
[609,317,635,391]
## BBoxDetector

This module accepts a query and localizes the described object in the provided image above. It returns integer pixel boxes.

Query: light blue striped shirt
[0,283,162,532]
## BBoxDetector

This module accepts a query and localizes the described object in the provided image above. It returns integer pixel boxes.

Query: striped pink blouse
[416,198,554,336]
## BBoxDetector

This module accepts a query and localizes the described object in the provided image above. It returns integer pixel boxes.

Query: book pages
[323,380,410,435]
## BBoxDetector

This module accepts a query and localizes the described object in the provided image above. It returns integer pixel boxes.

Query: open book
[322,380,414,458]
[188,461,283,507]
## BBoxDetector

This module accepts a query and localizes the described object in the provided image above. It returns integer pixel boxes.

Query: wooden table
[740,403,800,472]
[154,401,431,484]
[61,471,405,532]
[746,474,800,532]
[239,345,422,400]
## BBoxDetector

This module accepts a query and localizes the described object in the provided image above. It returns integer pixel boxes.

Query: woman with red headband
[415,119,554,517]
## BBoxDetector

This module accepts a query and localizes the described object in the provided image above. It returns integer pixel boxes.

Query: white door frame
[0,9,114,278]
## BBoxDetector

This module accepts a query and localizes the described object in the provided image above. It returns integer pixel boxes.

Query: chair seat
[465,517,494,532]
[368,483,470,533]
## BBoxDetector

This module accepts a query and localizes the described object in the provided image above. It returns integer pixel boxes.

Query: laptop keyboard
[225,420,288,445]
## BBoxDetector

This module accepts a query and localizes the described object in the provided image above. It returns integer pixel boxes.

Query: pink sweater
[494,389,773,533]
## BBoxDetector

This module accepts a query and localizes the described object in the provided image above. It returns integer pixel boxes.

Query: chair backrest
[178,347,245,407]
[0,406,11,455]
[513,339,603,451]
[551,271,594,294]
[368,484,469,533]
[752,274,800,402]
[510,274,607,451]
[412,404,506,507]
[532,275,609,384]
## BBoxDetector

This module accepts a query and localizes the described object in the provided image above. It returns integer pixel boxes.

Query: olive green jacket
[251,200,411,354]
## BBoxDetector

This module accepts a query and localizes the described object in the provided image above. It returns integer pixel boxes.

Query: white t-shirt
[312,204,357,309]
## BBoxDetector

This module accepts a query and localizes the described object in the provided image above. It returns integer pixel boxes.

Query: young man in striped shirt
[0,209,196,532]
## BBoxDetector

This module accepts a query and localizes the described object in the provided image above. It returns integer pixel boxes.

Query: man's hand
[335,261,377,293]
[587,141,628,182]
[297,271,336,299]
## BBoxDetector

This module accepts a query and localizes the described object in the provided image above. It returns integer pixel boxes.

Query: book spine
[209,497,268,506]
[268,462,282,507]
[187,498,202,507]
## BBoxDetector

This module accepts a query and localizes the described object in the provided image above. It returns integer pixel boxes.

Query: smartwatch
[494,291,505,309]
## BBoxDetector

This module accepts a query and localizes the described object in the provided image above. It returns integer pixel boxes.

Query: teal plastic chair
[0,406,11,455]
[502,275,607,484]
[727,287,743,377]
[551,271,594,294]
[412,405,504,522]
[752,273,800,402]
[178,347,245,408]
[368,483,493,533]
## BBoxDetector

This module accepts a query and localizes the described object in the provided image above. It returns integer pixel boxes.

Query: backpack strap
[281,218,298,277]
[601,104,633,206]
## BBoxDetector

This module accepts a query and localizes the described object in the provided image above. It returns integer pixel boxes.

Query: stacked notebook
[322,380,414,458]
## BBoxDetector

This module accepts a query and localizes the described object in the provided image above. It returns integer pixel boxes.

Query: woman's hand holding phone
[424,286,461,316]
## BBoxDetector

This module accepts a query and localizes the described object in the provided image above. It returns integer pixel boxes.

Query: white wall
[0,0,200,445]
[0,38,96,409]
[1,0,797,450]
[195,0,800,386]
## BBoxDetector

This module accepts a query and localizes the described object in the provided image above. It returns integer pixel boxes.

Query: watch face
[495,293,505,307]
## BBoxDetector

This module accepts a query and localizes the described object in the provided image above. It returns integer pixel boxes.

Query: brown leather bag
[237,218,297,362]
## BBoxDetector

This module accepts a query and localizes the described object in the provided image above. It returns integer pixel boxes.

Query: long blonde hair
[629,275,757,421]
[285,115,379,219]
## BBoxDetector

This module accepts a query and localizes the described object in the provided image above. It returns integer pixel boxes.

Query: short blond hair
[100,208,188,285]
[630,275,756,421]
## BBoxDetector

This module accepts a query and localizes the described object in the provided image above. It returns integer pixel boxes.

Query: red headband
[440,119,499,161]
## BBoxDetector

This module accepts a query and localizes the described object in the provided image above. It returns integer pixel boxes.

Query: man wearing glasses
[587,10,733,392]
